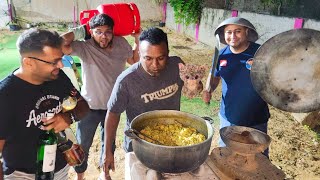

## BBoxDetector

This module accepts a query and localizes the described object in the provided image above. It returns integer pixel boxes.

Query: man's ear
[22,57,33,68]
[246,28,249,36]
[89,29,93,36]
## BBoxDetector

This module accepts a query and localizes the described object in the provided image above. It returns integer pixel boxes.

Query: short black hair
[89,14,114,29]
[16,28,62,55]
[139,27,168,50]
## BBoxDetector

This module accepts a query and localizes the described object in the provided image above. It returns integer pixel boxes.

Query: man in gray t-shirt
[103,27,184,179]
[62,14,140,180]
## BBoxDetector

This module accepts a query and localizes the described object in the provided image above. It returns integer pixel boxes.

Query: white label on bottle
[42,144,57,172]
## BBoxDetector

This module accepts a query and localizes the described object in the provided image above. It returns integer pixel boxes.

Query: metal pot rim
[129,110,214,147]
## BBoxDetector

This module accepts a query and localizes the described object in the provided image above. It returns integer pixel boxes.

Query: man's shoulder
[71,39,91,52]
[113,36,130,47]
[0,74,15,90]
[56,70,69,81]
[219,46,229,55]
[113,36,128,43]
[250,42,261,49]
[117,63,140,81]
[113,36,127,40]
[247,42,261,54]
[0,75,17,97]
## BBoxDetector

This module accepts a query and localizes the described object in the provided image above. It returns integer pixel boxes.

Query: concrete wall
[166,6,320,47]
[0,1,10,27]
[0,0,161,28]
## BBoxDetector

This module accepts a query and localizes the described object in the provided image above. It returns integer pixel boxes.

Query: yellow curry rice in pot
[139,122,206,146]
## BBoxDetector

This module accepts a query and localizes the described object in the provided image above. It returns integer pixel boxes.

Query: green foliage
[169,0,204,25]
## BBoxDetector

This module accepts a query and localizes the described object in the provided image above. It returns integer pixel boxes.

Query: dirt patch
[268,107,320,179]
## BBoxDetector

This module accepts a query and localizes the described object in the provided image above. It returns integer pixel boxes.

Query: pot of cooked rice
[125,110,214,173]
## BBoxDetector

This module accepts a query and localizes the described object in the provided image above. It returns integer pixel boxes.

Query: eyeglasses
[93,30,113,37]
[28,56,62,66]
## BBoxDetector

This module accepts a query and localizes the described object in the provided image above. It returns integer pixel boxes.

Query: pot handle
[202,116,214,124]
[124,129,140,139]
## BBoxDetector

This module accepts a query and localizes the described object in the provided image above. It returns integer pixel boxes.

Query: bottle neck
[53,130,73,152]
[55,131,67,142]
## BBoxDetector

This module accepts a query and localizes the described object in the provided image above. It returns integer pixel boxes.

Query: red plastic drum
[79,9,99,32]
[79,3,140,36]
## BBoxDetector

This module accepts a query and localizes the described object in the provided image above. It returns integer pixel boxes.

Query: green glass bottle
[35,129,57,180]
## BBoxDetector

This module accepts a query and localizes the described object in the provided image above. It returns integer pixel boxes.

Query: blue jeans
[74,109,106,173]
[218,113,269,157]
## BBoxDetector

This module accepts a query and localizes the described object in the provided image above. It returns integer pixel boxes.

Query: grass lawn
[0,34,20,79]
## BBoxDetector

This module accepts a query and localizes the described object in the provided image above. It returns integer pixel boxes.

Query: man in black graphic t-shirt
[0,28,89,179]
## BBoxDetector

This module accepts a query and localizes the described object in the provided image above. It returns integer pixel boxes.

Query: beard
[94,36,114,49]
[47,69,60,81]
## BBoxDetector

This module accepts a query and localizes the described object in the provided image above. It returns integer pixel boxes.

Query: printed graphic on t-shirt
[26,95,62,128]
[246,58,254,70]
[220,60,227,67]
[141,83,179,103]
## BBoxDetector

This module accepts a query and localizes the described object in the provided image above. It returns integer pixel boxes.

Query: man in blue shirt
[203,17,270,148]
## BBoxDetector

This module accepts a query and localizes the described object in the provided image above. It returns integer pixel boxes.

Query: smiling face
[139,41,169,77]
[90,25,114,49]
[26,46,64,82]
[224,24,249,50]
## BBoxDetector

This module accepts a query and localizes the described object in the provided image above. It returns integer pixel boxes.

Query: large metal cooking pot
[125,110,214,173]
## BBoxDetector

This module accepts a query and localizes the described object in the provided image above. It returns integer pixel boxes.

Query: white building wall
[2,0,320,47]
[0,1,10,27]
[0,0,161,28]
[166,6,320,47]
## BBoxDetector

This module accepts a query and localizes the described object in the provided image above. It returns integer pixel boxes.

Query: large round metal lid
[251,28,320,113]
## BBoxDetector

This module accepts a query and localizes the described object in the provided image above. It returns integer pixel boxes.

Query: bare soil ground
[67,27,319,180]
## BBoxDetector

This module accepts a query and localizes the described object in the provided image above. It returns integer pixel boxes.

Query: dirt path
[68,27,320,180]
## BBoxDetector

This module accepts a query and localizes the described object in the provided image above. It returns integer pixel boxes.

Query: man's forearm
[61,25,90,55]
[133,35,140,61]
[132,42,140,63]
[104,112,121,153]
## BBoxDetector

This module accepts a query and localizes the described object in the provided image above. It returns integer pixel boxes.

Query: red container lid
[97,3,140,36]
